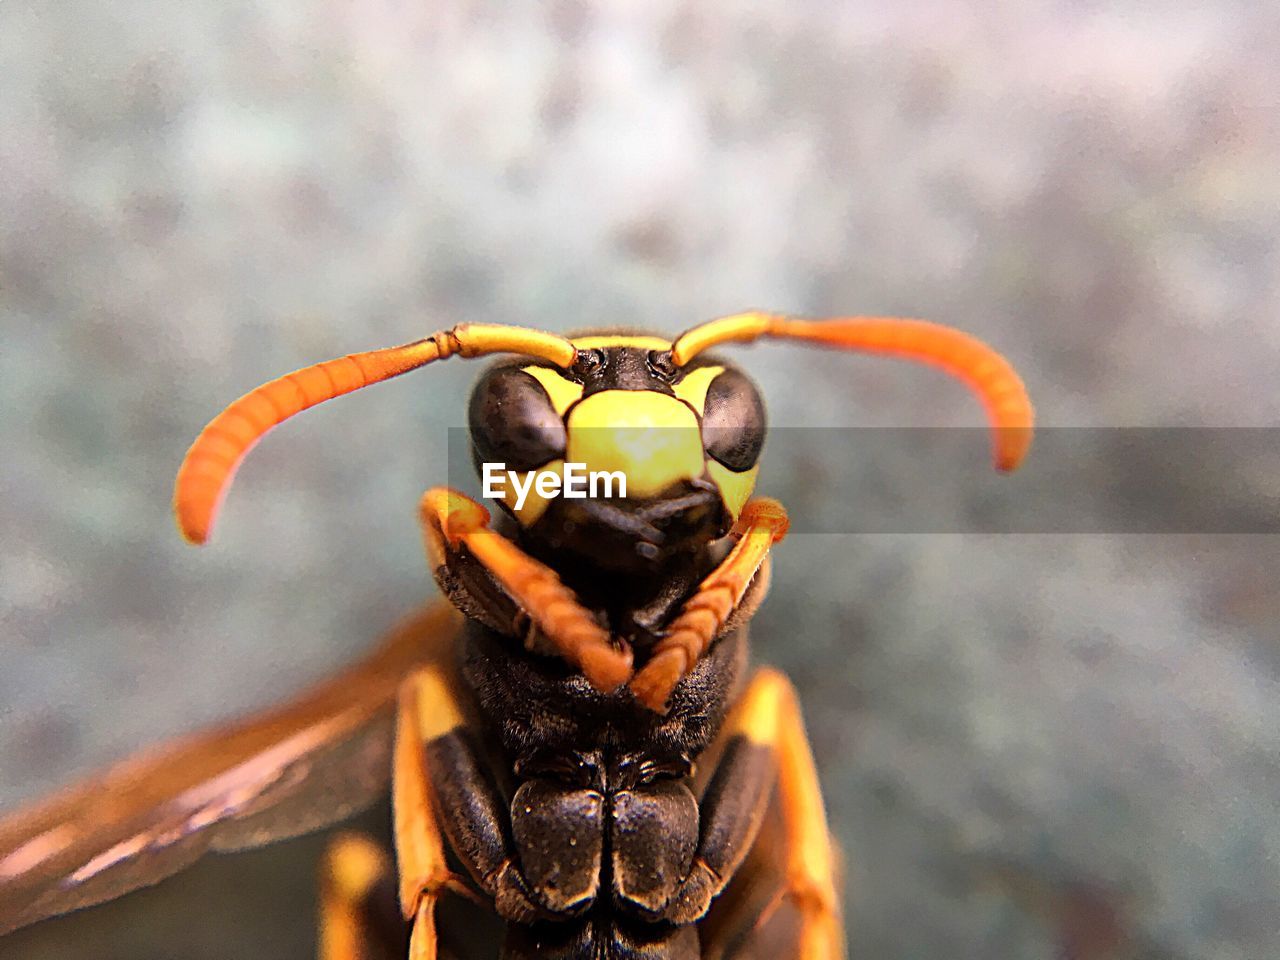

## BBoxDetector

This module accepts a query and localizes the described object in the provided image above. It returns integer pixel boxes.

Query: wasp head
[468,335,765,575]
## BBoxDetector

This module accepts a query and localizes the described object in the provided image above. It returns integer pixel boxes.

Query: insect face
[468,335,765,575]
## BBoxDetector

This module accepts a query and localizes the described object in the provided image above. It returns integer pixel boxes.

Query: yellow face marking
[498,459,564,527]
[707,460,758,520]
[521,366,584,416]
[571,334,672,351]
[567,391,704,498]
[672,365,724,415]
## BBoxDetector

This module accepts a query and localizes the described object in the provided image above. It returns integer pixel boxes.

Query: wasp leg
[735,668,844,960]
[696,809,793,960]
[661,669,843,959]
[418,487,633,692]
[396,665,559,941]
[631,499,789,711]
[394,666,484,960]
[318,832,401,960]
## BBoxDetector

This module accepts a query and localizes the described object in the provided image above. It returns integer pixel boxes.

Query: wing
[0,600,463,937]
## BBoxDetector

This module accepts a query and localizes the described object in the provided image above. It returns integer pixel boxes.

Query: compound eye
[701,368,765,471]
[469,367,567,471]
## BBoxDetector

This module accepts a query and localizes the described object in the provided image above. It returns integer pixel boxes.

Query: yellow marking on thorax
[567,390,704,498]
[729,667,788,745]
[672,365,724,415]
[410,665,463,740]
[521,366,584,416]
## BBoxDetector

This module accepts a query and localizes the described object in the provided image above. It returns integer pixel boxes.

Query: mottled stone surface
[1,3,1277,958]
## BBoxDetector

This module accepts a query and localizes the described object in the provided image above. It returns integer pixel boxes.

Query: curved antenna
[670,311,1034,472]
[174,323,577,545]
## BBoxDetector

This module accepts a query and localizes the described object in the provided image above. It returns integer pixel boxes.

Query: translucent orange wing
[0,601,462,937]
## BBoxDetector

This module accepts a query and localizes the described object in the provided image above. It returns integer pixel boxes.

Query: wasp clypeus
[0,312,1032,959]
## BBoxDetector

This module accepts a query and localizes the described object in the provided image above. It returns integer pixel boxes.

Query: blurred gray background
[2,2,1278,958]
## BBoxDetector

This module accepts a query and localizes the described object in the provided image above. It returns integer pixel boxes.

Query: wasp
[0,312,1032,959]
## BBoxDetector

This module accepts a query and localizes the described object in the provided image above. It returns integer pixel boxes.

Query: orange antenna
[174,324,577,545]
[670,311,1034,472]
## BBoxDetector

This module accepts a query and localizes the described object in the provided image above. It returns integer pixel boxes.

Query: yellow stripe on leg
[728,668,845,960]
[392,668,456,960]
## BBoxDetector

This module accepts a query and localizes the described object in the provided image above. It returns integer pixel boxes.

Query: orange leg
[317,832,396,960]
[419,488,632,692]
[630,499,789,711]
[392,666,474,960]
[725,669,844,960]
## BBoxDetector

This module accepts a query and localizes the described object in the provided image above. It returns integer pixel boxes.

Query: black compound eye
[468,367,567,471]
[701,368,765,471]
